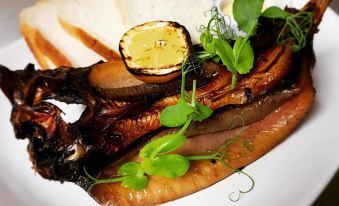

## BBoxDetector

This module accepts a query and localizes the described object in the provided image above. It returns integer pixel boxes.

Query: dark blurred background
[313,170,339,206]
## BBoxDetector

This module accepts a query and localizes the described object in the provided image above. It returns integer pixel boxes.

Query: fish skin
[110,45,291,150]
[90,52,315,206]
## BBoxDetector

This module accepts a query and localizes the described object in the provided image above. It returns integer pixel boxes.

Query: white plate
[1,6,339,206]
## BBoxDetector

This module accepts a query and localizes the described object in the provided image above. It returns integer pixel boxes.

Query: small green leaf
[139,133,186,159]
[233,37,254,74]
[212,55,221,63]
[200,31,215,54]
[262,6,289,19]
[233,0,264,33]
[121,175,148,190]
[142,155,190,178]
[193,101,213,122]
[118,162,141,176]
[213,38,235,72]
[160,97,195,127]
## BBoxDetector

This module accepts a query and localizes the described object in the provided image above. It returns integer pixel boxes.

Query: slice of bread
[21,21,56,70]
[20,0,104,69]
[20,0,216,69]
[116,0,216,44]
[58,0,125,61]
[43,55,57,69]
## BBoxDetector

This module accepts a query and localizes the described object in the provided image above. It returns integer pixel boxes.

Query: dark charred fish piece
[0,42,292,183]
[0,1,331,203]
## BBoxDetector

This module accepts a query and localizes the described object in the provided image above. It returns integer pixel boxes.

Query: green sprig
[228,169,255,202]
[84,114,255,193]
[262,6,313,52]
[85,60,215,191]
[197,0,264,89]
[197,0,314,90]
[84,65,255,192]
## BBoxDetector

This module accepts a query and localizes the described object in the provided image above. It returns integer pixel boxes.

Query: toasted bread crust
[20,20,72,68]
[58,17,121,61]
[20,21,51,70]
[34,29,72,67]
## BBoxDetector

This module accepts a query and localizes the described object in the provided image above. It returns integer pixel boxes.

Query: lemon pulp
[124,23,189,70]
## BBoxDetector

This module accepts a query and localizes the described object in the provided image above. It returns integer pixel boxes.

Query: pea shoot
[85,59,217,191]
[196,0,264,90]
[85,98,254,195]
[197,0,314,89]
[262,6,313,51]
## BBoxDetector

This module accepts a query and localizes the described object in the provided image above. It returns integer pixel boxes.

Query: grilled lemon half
[119,21,191,83]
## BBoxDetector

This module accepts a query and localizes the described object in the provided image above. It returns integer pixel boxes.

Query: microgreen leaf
[142,155,190,178]
[139,133,187,159]
[118,162,141,176]
[212,55,221,63]
[262,6,289,19]
[193,101,213,122]
[121,175,148,190]
[213,38,235,72]
[213,38,238,89]
[233,0,264,33]
[160,97,195,127]
[233,37,254,74]
[197,3,263,90]
[200,31,215,54]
